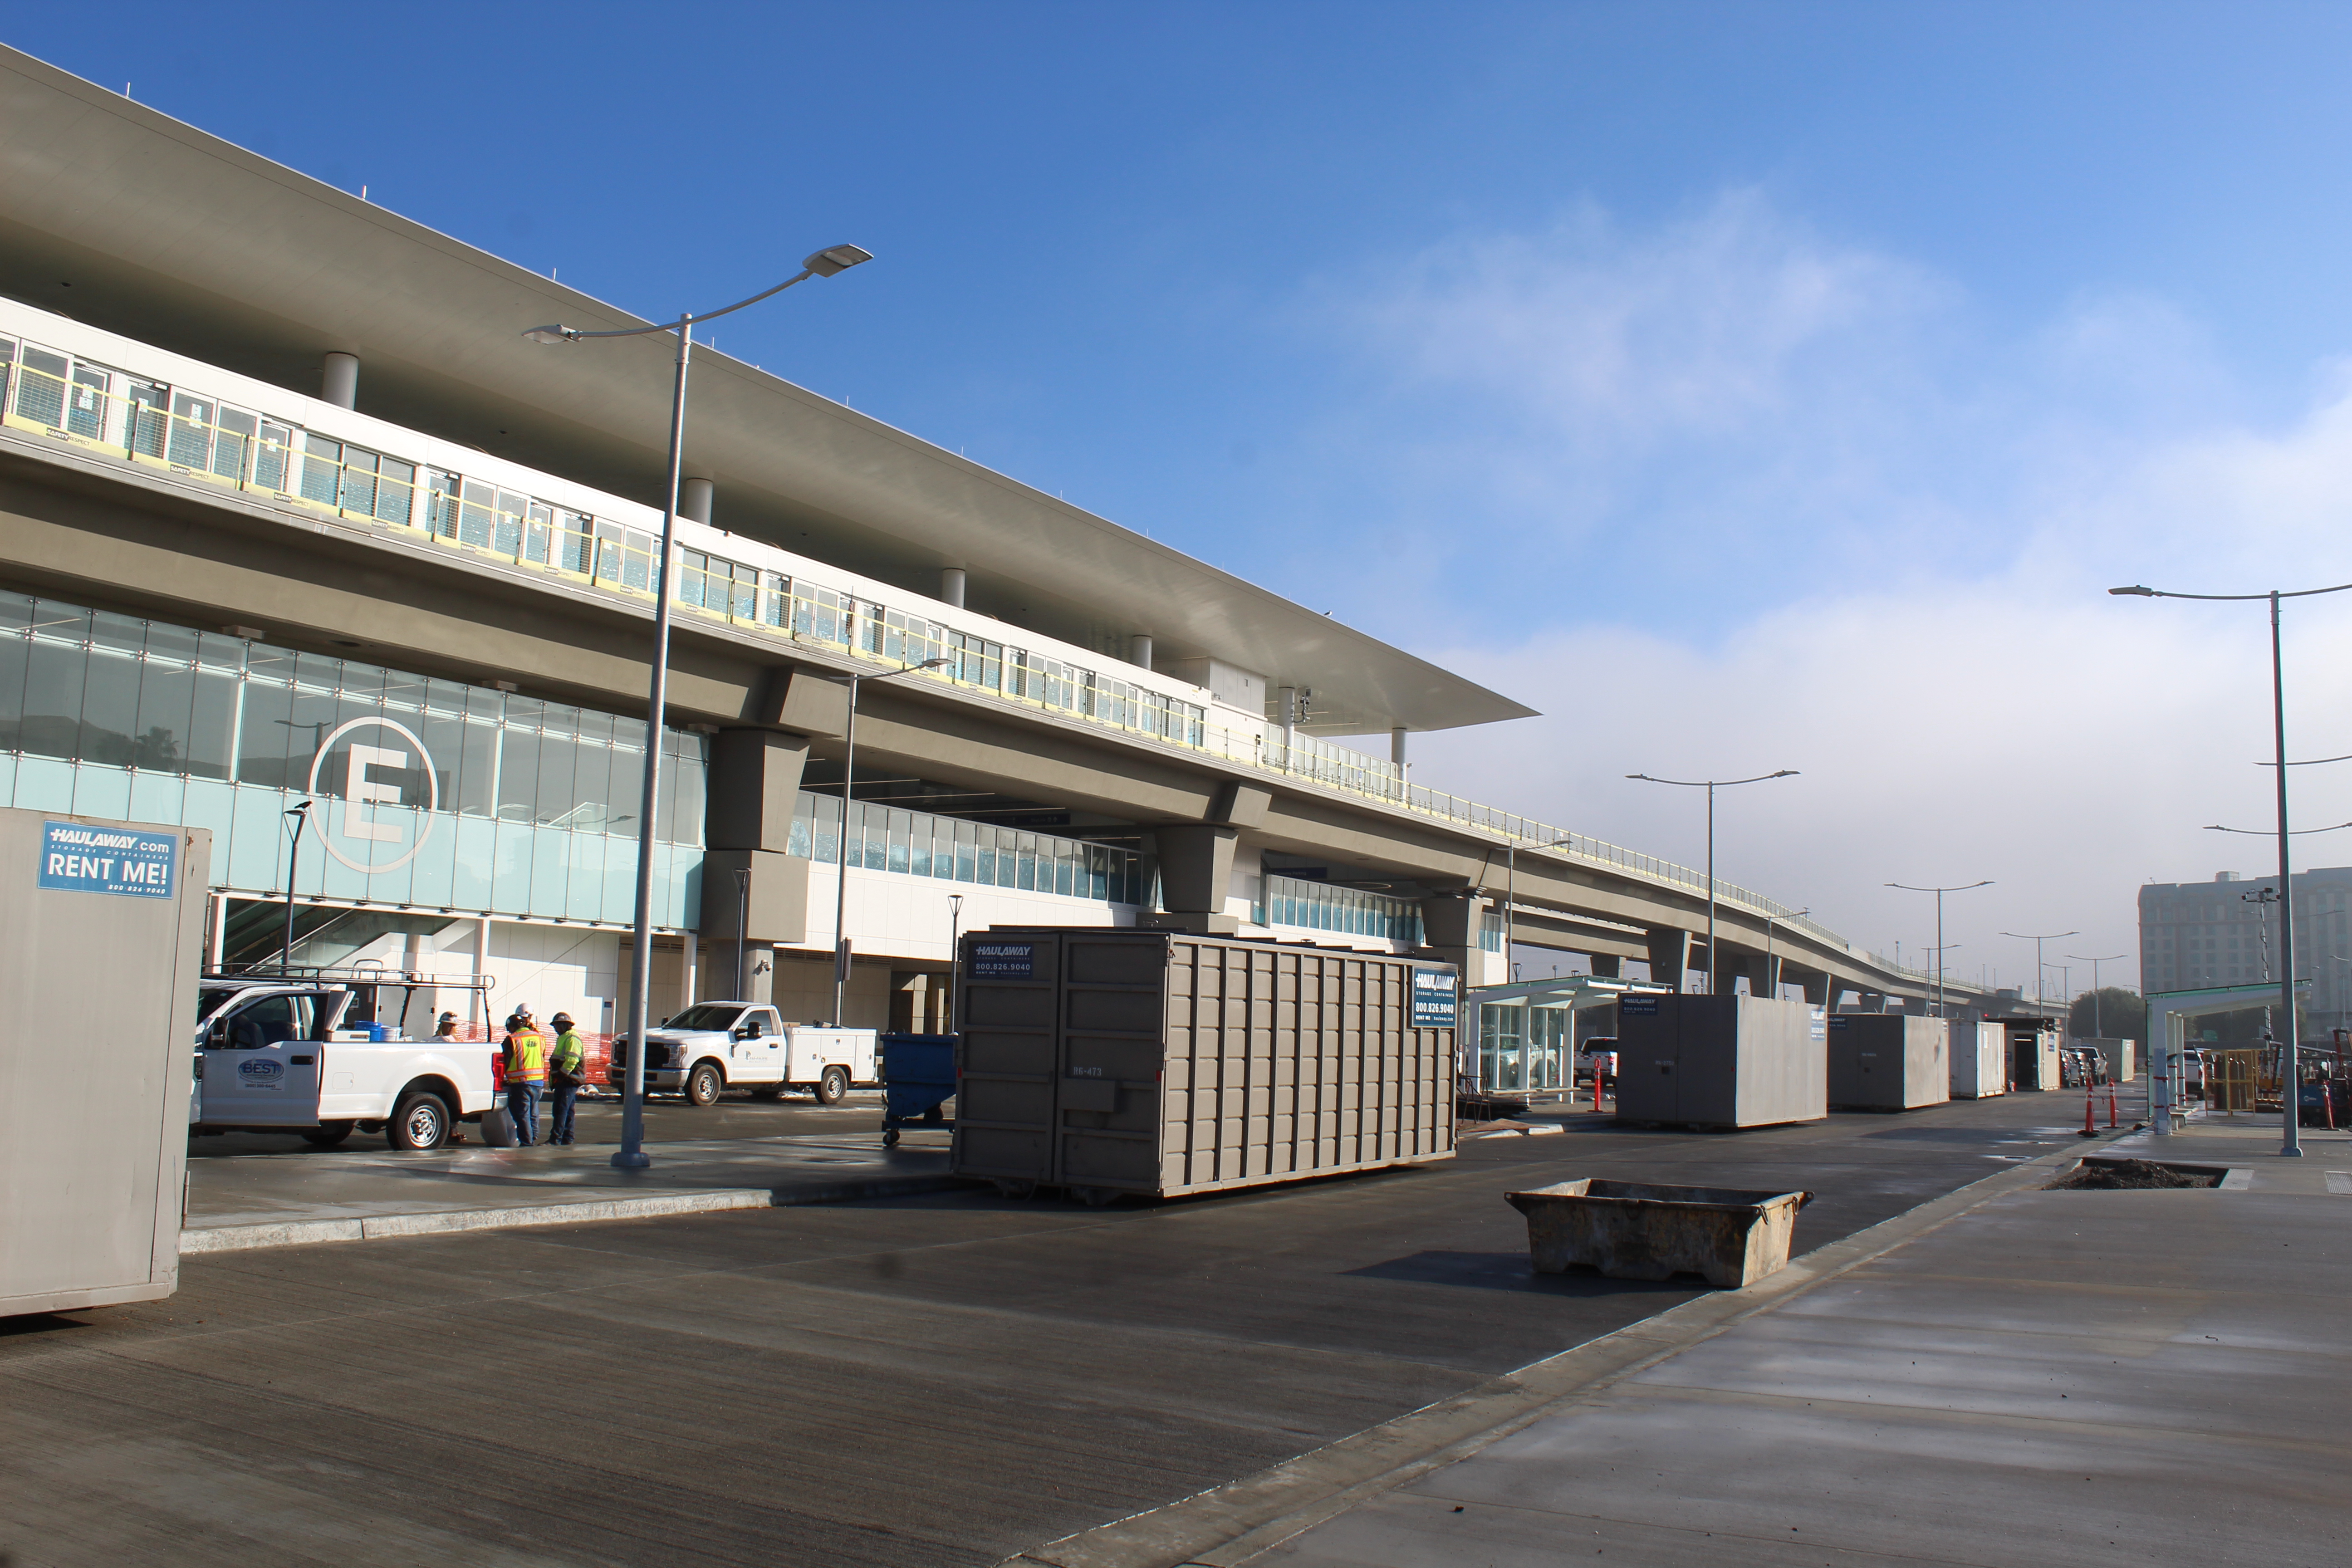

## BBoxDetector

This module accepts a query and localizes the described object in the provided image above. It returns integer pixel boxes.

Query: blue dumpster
[881,1033,957,1147]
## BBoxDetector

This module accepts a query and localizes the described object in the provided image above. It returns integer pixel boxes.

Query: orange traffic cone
[2107,1081,2119,1129]
[2081,1083,2097,1137]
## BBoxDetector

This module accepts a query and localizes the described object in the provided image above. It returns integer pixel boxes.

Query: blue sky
[19,3,2352,983]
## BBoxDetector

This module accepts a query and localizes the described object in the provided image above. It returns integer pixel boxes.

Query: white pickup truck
[191,979,496,1151]
[608,1001,877,1107]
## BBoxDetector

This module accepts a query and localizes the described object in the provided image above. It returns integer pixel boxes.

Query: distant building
[2137,868,2352,1035]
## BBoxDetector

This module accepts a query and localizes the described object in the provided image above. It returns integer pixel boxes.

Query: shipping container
[1826,1014,1950,1110]
[1612,994,1826,1129]
[1948,1020,2007,1099]
[2,808,211,1317]
[952,928,1458,1201]
[2078,1036,2137,1082]
[2002,1020,2063,1090]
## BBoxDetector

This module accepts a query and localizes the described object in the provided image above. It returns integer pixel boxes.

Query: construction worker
[545,1012,587,1147]
[501,1012,547,1149]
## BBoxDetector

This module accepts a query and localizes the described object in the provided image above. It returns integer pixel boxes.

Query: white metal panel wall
[0,808,209,1315]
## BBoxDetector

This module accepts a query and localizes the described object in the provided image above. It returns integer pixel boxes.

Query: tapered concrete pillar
[1646,928,1692,993]
[681,478,714,524]
[1420,890,1489,983]
[321,352,359,410]
[1132,633,1154,670]
[1149,824,1238,934]
[941,568,966,608]
[1390,728,1408,765]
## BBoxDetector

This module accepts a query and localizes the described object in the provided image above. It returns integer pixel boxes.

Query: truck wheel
[686,1062,725,1107]
[387,1093,449,1152]
[303,1121,355,1148]
[815,1065,849,1106]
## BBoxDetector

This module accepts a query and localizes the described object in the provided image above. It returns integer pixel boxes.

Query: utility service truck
[608,1002,877,1106]
[192,971,498,1150]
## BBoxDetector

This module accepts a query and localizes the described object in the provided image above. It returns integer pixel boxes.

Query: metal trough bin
[1505,1179,1813,1288]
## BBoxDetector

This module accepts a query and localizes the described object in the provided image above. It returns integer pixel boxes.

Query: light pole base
[610,1148,653,1170]
[2278,1145,2304,1158]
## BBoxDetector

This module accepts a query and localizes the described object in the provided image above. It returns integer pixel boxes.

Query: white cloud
[1316,192,2352,988]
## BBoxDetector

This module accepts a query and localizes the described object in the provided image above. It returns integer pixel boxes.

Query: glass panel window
[794,584,844,644]
[677,550,710,610]
[493,490,527,557]
[459,479,496,549]
[729,562,758,622]
[300,433,343,506]
[72,363,117,443]
[377,458,416,525]
[15,346,67,427]
[253,422,296,494]
[524,501,554,564]
[212,407,256,483]
[557,510,594,574]
[761,572,788,627]
[339,446,380,518]
[167,392,213,469]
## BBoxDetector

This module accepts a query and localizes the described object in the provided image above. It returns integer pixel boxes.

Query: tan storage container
[953,928,1458,1201]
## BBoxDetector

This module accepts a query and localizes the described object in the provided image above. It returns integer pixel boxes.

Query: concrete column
[1390,728,1408,765]
[1646,928,1692,993]
[941,568,966,608]
[321,352,359,410]
[701,724,817,950]
[1419,890,1488,983]
[1150,824,1240,934]
[1132,633,1154,670]
[1590,953,1622,979]
[681,478,714,524]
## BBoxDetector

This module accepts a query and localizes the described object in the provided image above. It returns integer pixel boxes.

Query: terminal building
[0,45,1967,1047]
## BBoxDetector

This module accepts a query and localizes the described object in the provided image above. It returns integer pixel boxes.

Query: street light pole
[1762,906,1808,1000]
[2003,929,2078,1015]
[2065,952,2127,1038]
[280,799,313,974]
[734,866,750,999]
[832,658,954,1024]
[524,243,873,1171]
[1887,880,1993,1019]
[2111,578,2352,1158]
[1501,836,1576,984]
[1627,770,1799,994]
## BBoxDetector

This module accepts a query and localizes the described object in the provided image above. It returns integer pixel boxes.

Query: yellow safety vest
[505,1029,547,1083]
[551,1030,584,1075]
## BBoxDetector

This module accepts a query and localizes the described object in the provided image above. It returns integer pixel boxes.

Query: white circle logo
[306,716,440,873]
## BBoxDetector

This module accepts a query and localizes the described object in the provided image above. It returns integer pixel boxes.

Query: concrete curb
[180,1172,970,1254]
[999,1134,2119,1568]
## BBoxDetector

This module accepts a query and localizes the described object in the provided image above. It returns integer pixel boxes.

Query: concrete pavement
[182,1094,959,1252]
[2,1093,2109,1568]
[1020,1110,2348,1568]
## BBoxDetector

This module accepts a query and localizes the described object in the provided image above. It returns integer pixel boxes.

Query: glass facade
[0,594,705,926]
[785,791,1147,905]
[1262,873,1424,944]
[1477,1001,1573,1092]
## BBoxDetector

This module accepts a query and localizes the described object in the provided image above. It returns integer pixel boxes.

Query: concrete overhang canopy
[0,46,1538,740]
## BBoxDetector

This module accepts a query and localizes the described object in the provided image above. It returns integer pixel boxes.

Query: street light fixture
[1627,770,1799,994]
[1886,880,1993,1019]
[832,657,955,1024]
[280,799,313,974]
[2111,577,2352,1159]
[2065,951,2127,1038]
[2001,929,2077,1016]
[526,243,874,1172]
